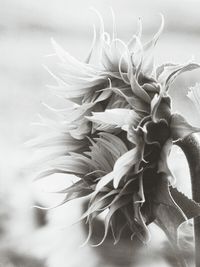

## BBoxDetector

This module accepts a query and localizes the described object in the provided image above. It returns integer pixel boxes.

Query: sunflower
[33,12,200,252]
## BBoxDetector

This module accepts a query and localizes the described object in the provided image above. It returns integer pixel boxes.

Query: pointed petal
[113,146,142,189]
[85,25,97,64]
[96,172,114,192]
[91,195,131,246]
[86,108,139,128]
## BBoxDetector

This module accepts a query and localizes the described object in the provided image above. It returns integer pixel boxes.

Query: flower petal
[96,172,114,192]
[91,195,131,246]
[130,75,151,103]
[143,14,164,51]
[113,146,142,189]
[86,108,139,129]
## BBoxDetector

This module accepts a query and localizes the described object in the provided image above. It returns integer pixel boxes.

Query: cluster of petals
[32,12,200,247]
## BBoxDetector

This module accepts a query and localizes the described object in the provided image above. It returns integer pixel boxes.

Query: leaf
[170,187,200,220]
[153,176,187,242]
[154,177,189,267]
[156,215,188,267]
[170,113,200,141]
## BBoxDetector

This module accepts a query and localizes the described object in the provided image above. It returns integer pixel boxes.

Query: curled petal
[127,17,142,50]
[187,83,200,115]
[151,94,171,122]
[158,62,200,91]
[84,24,97,64]
[170,113,200,141]
[110,210,127,245]
[123,204,150,243]
[130,75,151,103]
[143,14,164,51]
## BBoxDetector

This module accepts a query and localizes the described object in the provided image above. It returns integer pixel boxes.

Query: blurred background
[1,0,200,266]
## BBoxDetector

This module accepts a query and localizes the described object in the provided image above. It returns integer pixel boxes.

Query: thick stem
[177,133,200,267]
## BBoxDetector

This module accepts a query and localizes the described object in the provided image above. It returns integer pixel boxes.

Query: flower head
[34,12,200,247]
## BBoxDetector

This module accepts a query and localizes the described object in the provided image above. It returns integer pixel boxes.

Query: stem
[177,133,200,267]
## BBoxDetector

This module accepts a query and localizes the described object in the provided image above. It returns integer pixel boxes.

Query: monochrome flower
[33,13,200,248]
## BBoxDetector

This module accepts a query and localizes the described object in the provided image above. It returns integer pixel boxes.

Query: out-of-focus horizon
[0,0,200,266]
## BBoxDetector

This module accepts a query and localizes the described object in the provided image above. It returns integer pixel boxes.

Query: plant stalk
[177,133,200,267]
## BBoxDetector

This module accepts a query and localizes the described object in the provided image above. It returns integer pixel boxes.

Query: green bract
[33,13,200,252]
